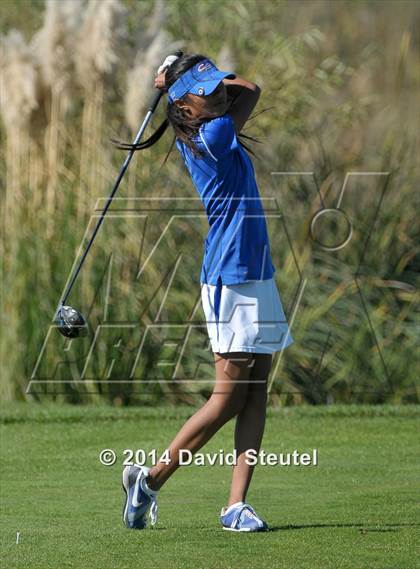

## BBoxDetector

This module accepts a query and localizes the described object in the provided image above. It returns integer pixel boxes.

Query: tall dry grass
[0,0,418,405]
[75,0,128,220]
[0,29,47,401]
[0,30,43,217]
[30,0,83,236]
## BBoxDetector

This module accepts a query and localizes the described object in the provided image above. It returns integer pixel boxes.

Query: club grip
[147,50,183,112]
[148,89,164,113]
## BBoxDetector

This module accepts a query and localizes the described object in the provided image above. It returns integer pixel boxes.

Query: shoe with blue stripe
[122,464,158,529]
[220,501,269,532]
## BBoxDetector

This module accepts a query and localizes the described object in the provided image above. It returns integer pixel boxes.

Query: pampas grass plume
[0,30,40,132]
[75,0,128,89]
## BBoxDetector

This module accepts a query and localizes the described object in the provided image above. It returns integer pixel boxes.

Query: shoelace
[138,470,159,527]
[232,504,260,528]
[149,495,158,527]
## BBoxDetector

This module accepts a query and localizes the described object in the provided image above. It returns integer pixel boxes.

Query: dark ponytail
[111,53,269,165]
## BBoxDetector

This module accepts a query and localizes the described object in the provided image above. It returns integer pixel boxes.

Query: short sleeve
[198,113,238,161]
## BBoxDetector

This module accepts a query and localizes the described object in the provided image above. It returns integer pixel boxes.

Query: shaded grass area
[1,404,419,568]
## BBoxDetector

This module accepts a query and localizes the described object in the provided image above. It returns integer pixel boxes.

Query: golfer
[122,53,294,532]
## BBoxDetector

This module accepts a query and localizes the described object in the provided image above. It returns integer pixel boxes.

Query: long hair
[112,53,271,165]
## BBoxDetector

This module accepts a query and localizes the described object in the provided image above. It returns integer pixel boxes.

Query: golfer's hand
[154,70,167,91]
[154,53,180,90]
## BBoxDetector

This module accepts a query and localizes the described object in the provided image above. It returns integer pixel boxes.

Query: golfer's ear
[174,99,186,111]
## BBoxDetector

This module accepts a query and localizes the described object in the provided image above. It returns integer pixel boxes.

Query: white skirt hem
[201,277,294,355]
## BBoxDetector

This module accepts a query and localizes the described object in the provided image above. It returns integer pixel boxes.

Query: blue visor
[167,59,236,103]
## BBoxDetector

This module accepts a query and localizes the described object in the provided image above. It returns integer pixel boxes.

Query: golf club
[54,50,183,339]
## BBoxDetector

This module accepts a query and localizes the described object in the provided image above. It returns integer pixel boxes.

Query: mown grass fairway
[1,404,419,568]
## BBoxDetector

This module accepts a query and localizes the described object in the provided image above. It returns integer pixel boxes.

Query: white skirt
[200,277,294,354]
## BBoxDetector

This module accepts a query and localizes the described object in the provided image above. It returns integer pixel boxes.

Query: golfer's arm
[222,76,261,133]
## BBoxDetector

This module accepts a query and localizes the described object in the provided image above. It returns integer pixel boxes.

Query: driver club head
[55,305,88,338]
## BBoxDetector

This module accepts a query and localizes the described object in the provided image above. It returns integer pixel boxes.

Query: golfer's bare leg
[227,353,272,506]
[146,352,253,490]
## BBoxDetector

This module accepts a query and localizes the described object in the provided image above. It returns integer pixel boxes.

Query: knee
[245,389,268,409]
[228,391,248,418]
[208,390,248,424]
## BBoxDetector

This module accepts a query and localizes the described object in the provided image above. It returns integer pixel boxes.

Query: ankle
[227,499,244,508]
[146,473,160,492]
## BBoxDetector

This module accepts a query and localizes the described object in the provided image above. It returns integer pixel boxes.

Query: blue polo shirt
[175,112,275,286]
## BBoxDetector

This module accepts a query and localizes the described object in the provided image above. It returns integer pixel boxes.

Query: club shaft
[55,103,158,319]
[54,49,183,321]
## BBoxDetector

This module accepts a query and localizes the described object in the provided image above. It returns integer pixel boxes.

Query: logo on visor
[197,62,213,72]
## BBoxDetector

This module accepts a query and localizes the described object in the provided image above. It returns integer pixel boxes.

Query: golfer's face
[184,82,228,119]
